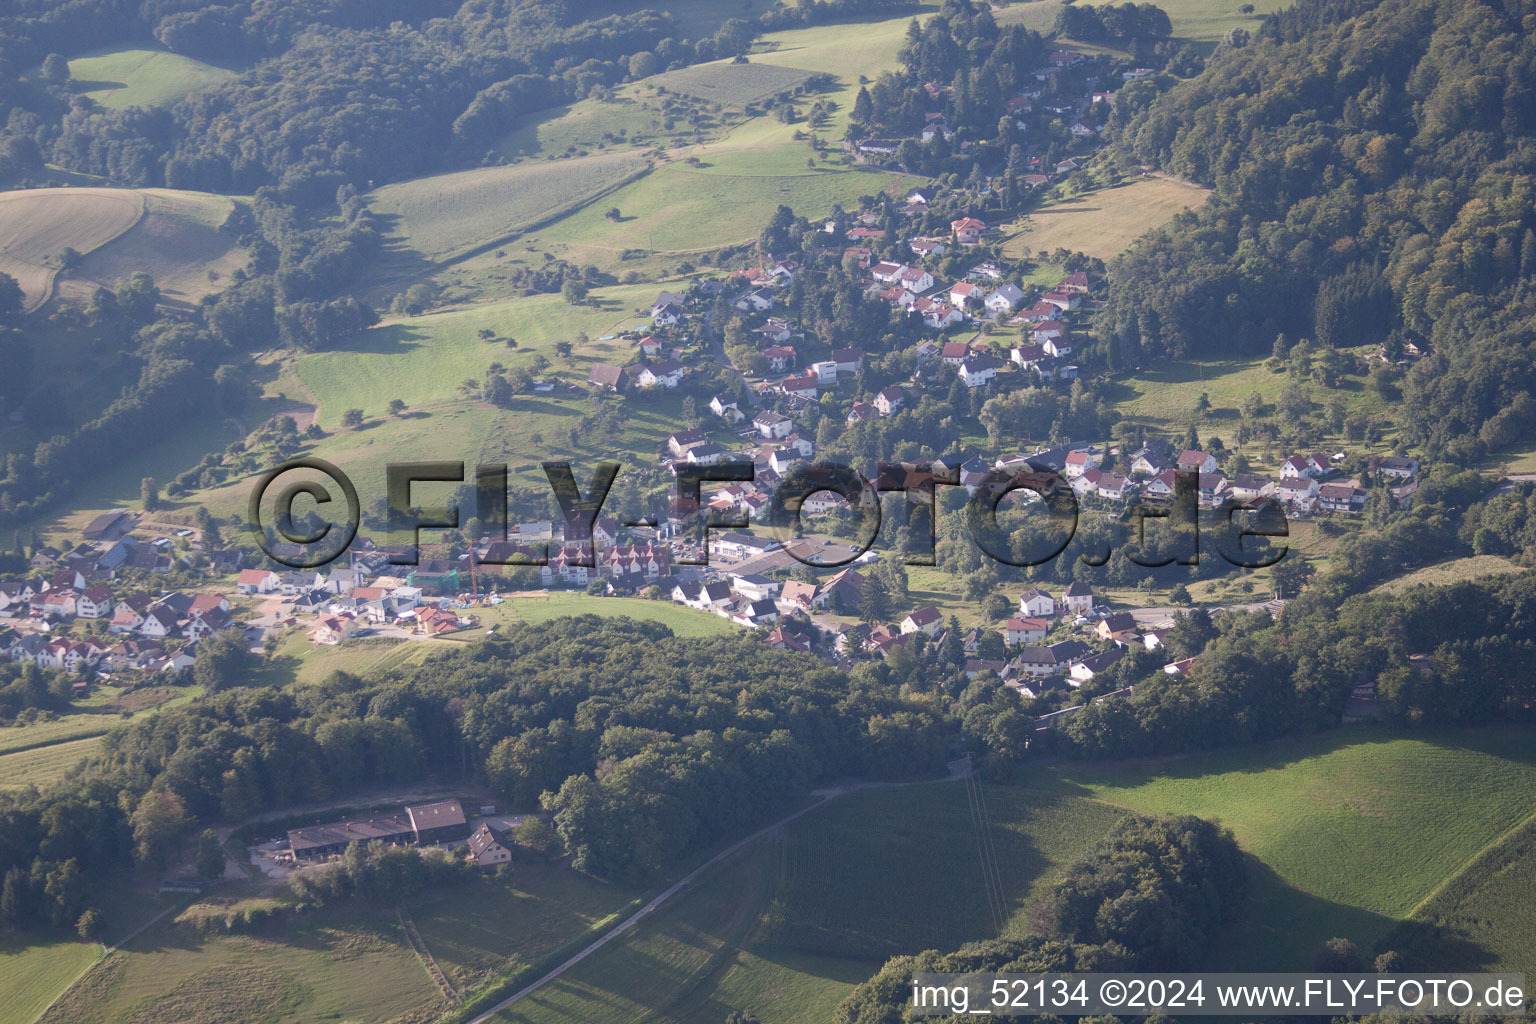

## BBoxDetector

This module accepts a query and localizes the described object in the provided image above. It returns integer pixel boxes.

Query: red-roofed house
[950,217,986,245]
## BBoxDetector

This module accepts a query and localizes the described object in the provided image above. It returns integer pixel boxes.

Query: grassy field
[1053,727,1536,967]
[648,61,816,107]
[0,935,101,1024]
[366,151,652,263]
[0,187,144,310]
[1406,809,1536,974]
[55,188,245,311]
[1101,351,1402,470]
[489,780,1125,1024]
[506,160,910,280]
[995,0,1288,48]
[0,716,115,757]
[477,594,740,638]
[413,863,642,996]
[66,47,235,110]
[0,185,241,313]
[1002,177,1211,261]
[263,631,443,687]
[284,284,656,422]
[38,901,444,1024]
[1370,555,1526,595]
[0,735,106,791]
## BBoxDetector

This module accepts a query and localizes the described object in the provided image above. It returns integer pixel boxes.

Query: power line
[960,754,1006,934]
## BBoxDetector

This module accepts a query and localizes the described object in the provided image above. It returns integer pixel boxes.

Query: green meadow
[1053,727,1536,968]
[65,47,234,110]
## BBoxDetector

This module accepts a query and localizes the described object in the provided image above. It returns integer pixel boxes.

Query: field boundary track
[431,161,656,271]
[461,759,973,1024]
[1405,804,1536,920]
[0,188,147,312]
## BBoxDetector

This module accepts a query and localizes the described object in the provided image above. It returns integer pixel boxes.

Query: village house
[1277,475,1320,510]
[762,345,796,372]
[705,395,743,425]
[898,266,935,293]
[467,824,513,870]
[1060,581,1095,615]
[1063,449,1101,479]
[753,411,794,440]
[637,360,686,389]
[949,281,984,309]
[587,363,626,392]
[1070,646,1124,685]
[1094,612,1139,642]
[958,354,999,388]
[901,606,944,636]
[764,626,811,652]
[874,386,905,417]
[1318,482,1367,512]
[950,217,986,245]
[1177,450,1219,475]
[1227,474,1275,501]
[237,569,281,595]
[1375,455,1420,479]
[1019,588,1055,619]
[985,283,1026,313]
[1002,617,1049,645]
[779,374,820,400]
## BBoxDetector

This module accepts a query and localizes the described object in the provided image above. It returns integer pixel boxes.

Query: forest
[1098,0,1536,461]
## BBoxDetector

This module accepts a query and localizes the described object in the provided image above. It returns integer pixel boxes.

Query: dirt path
[463,757,973,1024]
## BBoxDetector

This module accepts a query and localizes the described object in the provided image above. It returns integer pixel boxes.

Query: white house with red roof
[1063,449,1101,479]
[950,217,986,245]
[1177,450,1219,474]
[238,569,280,595]
[1002,617,1050,644]
[949,282,983,309]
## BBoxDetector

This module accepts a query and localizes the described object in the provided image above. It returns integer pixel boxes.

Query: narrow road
[463,758,973,1024]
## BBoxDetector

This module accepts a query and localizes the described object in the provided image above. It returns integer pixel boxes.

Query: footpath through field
[462,757,974,1024]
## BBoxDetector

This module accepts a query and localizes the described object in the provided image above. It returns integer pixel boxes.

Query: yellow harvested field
[55,188,243,310]
[1003,176,1211,260]
[0,188,145,310]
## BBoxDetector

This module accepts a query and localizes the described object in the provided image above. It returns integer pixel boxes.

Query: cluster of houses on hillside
[1021,441,1419,513]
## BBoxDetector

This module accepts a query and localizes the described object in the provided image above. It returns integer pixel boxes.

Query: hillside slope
[1102,0,1536,458]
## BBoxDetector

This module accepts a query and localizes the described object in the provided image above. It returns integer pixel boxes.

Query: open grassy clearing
[281,283,654,418]
[0,187,144,310]
[1053,727,1536,967]
[55,188,245,311]
[0,735,106,791]
[1407,809,1536,974]
[994,0,1287,48]
[366,150,652,264]
[749,11,928,136]
[1002,176,1211,260]
[66,47,235,110]
[649,61,816,107]
[0,935,101,1024]
[1102,351,1403,470]
[413,863,643,996]
[491,780,1124,1024]
[182,378,719,524]
[1370,556,1526,595]
[477,595,740,638]
[262,631,442,687]
[514,160,909,275]
[0,716,115,757]
[38,901,443,1024]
